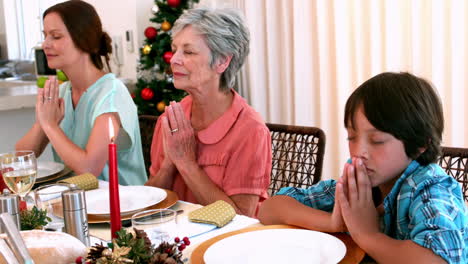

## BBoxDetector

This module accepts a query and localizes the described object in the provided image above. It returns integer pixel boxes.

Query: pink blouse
[149,90,272,211]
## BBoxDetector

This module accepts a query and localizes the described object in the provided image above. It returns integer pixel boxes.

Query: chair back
[139,115,158,174]
[266,123,326,196]
[438,146,468,202]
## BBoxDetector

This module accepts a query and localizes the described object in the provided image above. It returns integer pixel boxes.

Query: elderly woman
[145,7,271,217]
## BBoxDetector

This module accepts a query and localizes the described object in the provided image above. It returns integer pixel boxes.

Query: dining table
[29,169,367,263]
[89,200,366,264]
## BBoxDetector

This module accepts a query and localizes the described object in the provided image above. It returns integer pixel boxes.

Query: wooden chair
[138,115,158,175]
[438,146,468,202]
[266,123,326,196]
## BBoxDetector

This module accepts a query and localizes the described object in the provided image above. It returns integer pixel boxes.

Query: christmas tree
[133,0,199,115]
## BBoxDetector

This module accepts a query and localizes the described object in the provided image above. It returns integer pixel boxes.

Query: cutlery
[121,209,184,227]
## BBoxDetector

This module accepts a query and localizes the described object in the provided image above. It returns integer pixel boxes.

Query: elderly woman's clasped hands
[161,102,197,169]
[36,76,64,129]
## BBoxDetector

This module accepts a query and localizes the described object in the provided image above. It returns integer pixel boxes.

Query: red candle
[108,118,121,238]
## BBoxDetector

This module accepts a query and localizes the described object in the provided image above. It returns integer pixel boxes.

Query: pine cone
[151,242,183,264]
[87,243,108,263]
[134,228,152,251]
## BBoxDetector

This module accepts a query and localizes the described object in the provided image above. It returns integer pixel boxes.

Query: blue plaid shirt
[277,160,468,263]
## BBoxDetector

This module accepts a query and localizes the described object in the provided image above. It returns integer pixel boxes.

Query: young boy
[258,72,467,263]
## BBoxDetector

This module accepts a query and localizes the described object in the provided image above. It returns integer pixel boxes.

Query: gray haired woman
[145,7,272,217]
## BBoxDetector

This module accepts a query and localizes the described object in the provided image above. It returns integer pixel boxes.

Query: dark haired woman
[16,0,146,185]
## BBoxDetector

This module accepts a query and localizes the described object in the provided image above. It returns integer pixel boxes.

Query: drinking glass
[0,151,37,199]
[34,183,71,231]
[131,209,177,245]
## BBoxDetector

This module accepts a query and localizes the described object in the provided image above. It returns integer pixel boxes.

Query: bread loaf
[0,230,87,264]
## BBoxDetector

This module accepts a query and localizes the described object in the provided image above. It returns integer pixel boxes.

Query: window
[2,0,61,60]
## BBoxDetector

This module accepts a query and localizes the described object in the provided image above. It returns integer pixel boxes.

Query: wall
[88,0,231,81]
[87,0,154,81]
[0,0,6,60]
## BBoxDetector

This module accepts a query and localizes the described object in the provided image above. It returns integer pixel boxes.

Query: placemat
[88,189,178,223]
[190,224,365,264]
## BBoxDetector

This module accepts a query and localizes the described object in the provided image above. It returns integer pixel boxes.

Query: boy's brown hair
[344,72,444,165]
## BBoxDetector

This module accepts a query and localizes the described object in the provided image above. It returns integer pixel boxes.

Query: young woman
[16,1,146,185]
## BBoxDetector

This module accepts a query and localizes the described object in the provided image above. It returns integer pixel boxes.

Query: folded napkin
[58,173,98,191]
[188,200,236,228]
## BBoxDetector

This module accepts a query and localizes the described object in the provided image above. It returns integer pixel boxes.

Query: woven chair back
[266,123,326,196]
[438,146,468,202]
[139,115,158,174]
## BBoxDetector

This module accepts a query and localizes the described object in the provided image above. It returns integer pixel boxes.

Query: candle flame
[108,117,114,142]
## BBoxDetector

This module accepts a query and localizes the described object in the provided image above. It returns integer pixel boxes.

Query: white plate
[85,185,167,216]
[204,229,346,264]
[37,161,65,179]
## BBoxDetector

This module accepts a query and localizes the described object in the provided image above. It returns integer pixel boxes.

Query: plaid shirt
[277,160,468,263]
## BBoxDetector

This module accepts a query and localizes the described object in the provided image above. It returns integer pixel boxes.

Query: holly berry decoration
[167,0,181,8]
[174,236,190,251]
[161,21,172,32]
[74,256,84,264]
[142,44,152,55]
[152,236,190,264]
[141,87,154,100]
[144,26,158,40]
[163,51,173,64]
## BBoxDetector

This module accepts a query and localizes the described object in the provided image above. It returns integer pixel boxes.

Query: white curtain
[209,0,468,179]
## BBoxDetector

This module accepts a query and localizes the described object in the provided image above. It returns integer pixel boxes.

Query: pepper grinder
[0,188,20,233]
[62,186,89,246]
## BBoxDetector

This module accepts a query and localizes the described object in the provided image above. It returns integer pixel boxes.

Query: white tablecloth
[88,200,260,262]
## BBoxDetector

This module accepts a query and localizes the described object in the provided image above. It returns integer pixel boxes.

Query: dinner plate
[87,189,178,223]
[37,161,65,179]
[85,185,167,216]
[203,229,346,264]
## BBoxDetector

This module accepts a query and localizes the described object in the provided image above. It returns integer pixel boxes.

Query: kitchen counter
[0,77,135,112]
[0,80,54,160]
[0,80,37,111]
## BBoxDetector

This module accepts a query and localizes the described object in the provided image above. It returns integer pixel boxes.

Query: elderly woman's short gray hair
[172,7,250,90]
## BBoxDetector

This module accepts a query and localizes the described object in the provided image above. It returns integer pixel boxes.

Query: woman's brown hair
[43,0,112,71]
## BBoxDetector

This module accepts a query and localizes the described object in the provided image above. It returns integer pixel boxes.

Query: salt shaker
[0,188,20,233]
[62,186,89,246]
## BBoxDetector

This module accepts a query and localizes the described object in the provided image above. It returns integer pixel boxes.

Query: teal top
[53,73,147,185]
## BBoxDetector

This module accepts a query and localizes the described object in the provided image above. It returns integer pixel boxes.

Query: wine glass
[34,183,70,231]
[0,150,37,199]
[131,209,177,245]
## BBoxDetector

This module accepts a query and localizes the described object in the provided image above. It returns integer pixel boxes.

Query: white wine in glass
[0,151,37,198]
